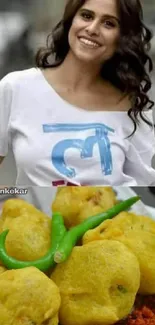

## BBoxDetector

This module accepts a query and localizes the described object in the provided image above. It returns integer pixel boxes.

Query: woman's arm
[124,110,155,185]
[0,74,13,161]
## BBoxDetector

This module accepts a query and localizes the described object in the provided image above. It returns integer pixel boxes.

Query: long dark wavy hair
[36,0,154,135]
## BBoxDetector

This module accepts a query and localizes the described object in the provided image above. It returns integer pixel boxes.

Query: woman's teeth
[79,37,100,48]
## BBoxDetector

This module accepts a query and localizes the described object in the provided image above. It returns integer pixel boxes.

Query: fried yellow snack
[0,266,7,274]
[0,217,3,231]
[82,211,155,294]
[52,186,117,228]
[0,219,4,266]
[0,267,61,325]
[0,199,51,261]
[1,198,48,221]
[51,240,140,325]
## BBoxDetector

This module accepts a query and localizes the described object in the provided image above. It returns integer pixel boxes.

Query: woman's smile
[78,36,101,49]
[68,0,121,64]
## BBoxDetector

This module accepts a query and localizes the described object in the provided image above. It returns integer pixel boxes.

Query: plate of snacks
[0,186,154,325]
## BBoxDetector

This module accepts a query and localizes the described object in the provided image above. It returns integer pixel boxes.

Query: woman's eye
[104,20,115,28]
[81,12,92,20]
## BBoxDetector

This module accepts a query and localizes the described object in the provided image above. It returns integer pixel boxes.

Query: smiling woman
[67,0,120,64]
[0,0,155,188]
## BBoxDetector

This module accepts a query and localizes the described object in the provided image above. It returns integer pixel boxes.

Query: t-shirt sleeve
[124,110,155,185]
[0,75,12,156]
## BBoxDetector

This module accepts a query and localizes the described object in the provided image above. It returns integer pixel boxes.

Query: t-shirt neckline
[36,67,128,114]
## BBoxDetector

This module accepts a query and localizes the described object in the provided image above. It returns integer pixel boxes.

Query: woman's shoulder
[0,67,39,88]
[111,86,132,112]
[100,80,132,112]
[118,94,132,111]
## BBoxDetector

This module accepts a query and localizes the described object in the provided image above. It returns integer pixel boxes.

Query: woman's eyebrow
[79,8,120,23]
[103,14,120,23]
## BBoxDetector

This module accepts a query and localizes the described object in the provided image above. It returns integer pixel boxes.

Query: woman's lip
[78,36,101,46]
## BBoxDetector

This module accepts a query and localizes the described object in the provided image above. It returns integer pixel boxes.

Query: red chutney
[116,295,155,325]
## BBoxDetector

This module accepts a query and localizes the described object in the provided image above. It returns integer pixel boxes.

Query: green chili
[54,196,140,263]
[0,212,66,272]
[0,196,141,270]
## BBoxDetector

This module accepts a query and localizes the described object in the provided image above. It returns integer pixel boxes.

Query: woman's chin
[73,51,100,64]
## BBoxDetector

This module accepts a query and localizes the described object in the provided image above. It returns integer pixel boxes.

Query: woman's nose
[85,20,100,36]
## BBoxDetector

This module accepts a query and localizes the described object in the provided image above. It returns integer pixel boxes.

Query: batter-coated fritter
[51,240,140,325]
[52,187,117,228]
[83,211,155,294]
[0,199,51,261]
[0,266,61,325]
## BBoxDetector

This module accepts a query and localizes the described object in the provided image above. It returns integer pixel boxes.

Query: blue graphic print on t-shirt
[43,123,114,178]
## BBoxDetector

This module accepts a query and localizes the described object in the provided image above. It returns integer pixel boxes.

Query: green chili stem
[54,196,140,263]
[0,212,66,272]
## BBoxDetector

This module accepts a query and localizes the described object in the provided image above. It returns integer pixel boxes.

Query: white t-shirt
[0,67,155,186]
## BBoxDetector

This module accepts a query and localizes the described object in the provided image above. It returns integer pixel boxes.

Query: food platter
[0,187,155,325]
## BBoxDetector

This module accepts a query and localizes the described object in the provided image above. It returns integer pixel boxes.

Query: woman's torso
[5,68,150,186]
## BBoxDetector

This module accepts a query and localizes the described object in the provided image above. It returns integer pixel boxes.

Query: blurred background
[0,0,155,204]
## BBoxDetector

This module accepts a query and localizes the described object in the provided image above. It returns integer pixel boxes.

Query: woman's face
[68,0,120,65]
